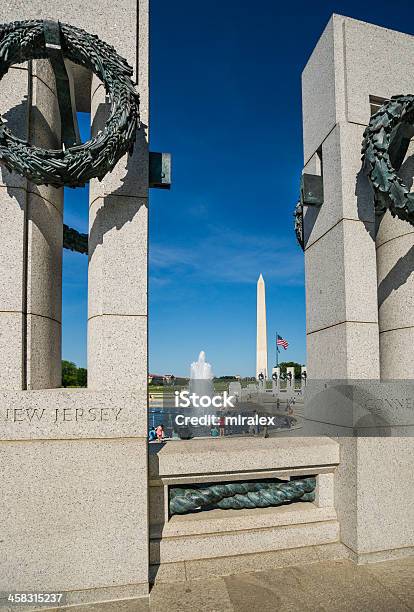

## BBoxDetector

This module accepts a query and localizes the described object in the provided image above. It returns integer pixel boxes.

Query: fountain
[189,351,214,399]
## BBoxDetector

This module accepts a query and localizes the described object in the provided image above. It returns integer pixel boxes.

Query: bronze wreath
[362,95,414,226]
[0,19,140,188]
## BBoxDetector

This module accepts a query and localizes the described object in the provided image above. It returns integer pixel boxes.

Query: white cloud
[150,225,303,286]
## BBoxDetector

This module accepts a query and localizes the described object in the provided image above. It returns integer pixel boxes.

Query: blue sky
[62,0,414,377]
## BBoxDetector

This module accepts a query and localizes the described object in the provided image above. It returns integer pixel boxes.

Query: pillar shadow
[88,130,149,260]
[355,168,376,237]
[88,100,148,259]
[1,98,61,198]
[357,154,414,304]
[377,244,414,308]
[302,204,321,249]
[377,154,414,305]
[148,444,165,588]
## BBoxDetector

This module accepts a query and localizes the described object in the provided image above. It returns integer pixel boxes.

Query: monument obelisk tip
[256,273,268,380]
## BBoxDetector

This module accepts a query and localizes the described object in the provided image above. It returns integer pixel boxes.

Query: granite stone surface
[161,542,349,583]
[87,314,147,391]
[88,196,148,319]
[157,504,337,539]
[0,389,147,440]
[0,438,148,595]
[0,1,150,604]
[151,520,339,564]
[2,1,139,69]
[26,195,62,322]
[305,220,378,335]
[343,16,414,126]
[376,211,414,249]
[377,233,414,332]
[89,85,149,202]
[304,123,376,249]
[0,312,24,389]
[302,17,337,164]
[380,328,414,379]
[306,321,380,379]
[87,0,149,391]
[149,437,339,479]
[0,187,26,313]
[26,315,61,389]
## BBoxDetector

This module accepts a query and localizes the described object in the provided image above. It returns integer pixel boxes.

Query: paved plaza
[38,557,413,612]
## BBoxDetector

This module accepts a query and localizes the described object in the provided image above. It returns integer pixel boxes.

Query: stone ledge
[150,542,350,583]
[150,519,339,564]
[151,503,337,539]
[346,545,414,565]
[149,465,332,487]
[149,437,340,479]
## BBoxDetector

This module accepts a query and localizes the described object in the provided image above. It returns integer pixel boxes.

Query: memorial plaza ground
[35,556,413,611]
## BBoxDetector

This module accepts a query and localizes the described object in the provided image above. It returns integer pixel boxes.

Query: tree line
[62,360,87,387]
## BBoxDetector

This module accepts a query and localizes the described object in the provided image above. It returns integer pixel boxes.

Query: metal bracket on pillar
[43,20,80,148]
[294,173,324,250]
[300,173,324,207]
[149,152,171,189]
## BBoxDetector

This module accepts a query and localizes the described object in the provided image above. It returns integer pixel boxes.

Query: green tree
[62,360,78,387]
[62,361,87,387]
[278,362,303,379]
[77,367,87,387]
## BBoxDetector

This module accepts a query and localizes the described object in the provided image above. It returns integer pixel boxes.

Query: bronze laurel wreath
[362,95,414,226]
[0,20,140,188]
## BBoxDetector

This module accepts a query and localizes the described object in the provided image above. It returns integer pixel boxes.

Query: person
[156,423,165,442]
[253,410,260,435]
[148,427,157,442]
[210,426,219,437]
[219,414,225,437]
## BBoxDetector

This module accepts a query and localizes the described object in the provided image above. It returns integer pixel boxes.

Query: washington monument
[256,273,268,379]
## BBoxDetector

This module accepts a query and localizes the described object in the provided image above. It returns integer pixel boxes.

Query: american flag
[277,335,289,350]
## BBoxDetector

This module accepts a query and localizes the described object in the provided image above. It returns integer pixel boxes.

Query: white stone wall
[302,14,414,561]
[0,1,150,603]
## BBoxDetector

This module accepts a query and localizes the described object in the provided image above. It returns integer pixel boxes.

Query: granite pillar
[272,366,280,395]
[302,14,414,562]
[376,209,414,379]
[0,1,150,604]
[287,366,295,387]
[0,59,63,390]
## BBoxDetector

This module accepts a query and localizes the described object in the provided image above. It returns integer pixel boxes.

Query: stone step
[150,505,339,565]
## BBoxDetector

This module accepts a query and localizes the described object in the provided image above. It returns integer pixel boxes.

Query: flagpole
[276,332,278,367]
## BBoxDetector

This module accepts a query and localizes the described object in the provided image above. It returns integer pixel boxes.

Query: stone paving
[54,556,413,612]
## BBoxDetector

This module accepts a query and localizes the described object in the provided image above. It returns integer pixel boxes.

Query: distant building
[148,374,164,385]
[148,373,177,385]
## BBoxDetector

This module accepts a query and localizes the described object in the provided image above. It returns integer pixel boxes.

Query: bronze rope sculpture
[169,477,316,515]
[0,19,140,188]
